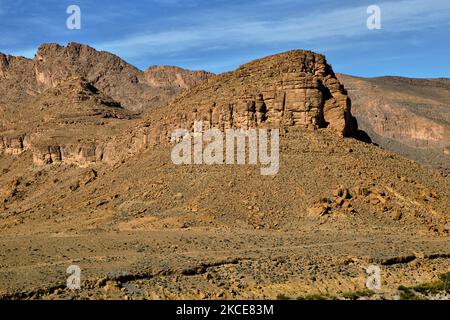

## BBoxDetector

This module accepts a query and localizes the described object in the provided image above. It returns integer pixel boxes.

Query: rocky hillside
[1,49,355,167]
[0,43,211,112]
[143,50,354,146]
[145,66,211,90]
[0,75,135,162]
[338,74,450,173]
[0,43,212,165]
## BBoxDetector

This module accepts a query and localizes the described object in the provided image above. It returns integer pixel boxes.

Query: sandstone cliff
[143,50,354,145]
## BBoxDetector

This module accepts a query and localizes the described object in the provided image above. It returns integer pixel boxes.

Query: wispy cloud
[95,0,450,59]
[0,0,449,76]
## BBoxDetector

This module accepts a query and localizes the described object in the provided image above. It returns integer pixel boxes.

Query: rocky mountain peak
[144,49,354,140]
[0,42,211,112]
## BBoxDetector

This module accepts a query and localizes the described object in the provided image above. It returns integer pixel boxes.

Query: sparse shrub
[297,293,337,300]
[276,294,291,300]
[342,289,375,300]
[412,281,444,295]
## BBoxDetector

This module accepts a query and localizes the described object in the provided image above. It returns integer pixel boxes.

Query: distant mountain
[338,74,450,172]
[0,42,212,112]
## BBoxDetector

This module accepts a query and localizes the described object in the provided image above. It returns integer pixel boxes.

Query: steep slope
[140,50,354,150]
[2,49,355,167]
[145,66,211,90]
[338,74,450,173]
[0,77,137,165]
[0,43,212,166]
[0,54,36,105]
[1,126,449,299]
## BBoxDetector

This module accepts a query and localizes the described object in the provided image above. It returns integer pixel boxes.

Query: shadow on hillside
[351,116,373,144]
[344,96,373,144]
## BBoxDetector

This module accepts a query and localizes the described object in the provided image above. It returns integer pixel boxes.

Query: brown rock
[354,186,369,197]
[342,200,352,209]
[145,50,354,139]
[173,193,184,200]
[308,206,329,216]
[334,186,351,199]
[80,169,98,186]
[391,210,402,221]
[338,74,450,172]
[335,197,345,206]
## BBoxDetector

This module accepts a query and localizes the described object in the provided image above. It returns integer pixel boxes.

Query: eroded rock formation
[0,135,26,155]
[1,47,354,166]
[0,43,212,165]
[143,50,354,145]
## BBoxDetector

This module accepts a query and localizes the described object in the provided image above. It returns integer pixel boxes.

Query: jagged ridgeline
[0,42,211,111]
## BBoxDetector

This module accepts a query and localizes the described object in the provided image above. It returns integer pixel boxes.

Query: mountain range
[0,43,448,300]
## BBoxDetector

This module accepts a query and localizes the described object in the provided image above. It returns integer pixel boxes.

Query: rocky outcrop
[31,143,101,166]
[1,47,353,167]
[0,76,141,166]
[29,133,149,166]
[144,50,354,142]
[0,135,27,155]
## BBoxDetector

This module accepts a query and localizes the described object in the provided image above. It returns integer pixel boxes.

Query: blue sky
[1,0,449,77]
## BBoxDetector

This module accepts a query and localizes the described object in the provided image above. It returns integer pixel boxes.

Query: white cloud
[95,0,450,59]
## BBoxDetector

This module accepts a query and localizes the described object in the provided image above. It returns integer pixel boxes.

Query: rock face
[0,42,212,112]
[0,136,26,155]
[1,76,138,165]
[338,74,450,170]
[0,53,37,105]
[144,50,354,143]
[1,47,352,166]
[0,43,211,165]
[145,66,211,90]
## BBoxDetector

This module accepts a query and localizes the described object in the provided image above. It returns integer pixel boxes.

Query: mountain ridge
[0,42,212,112]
